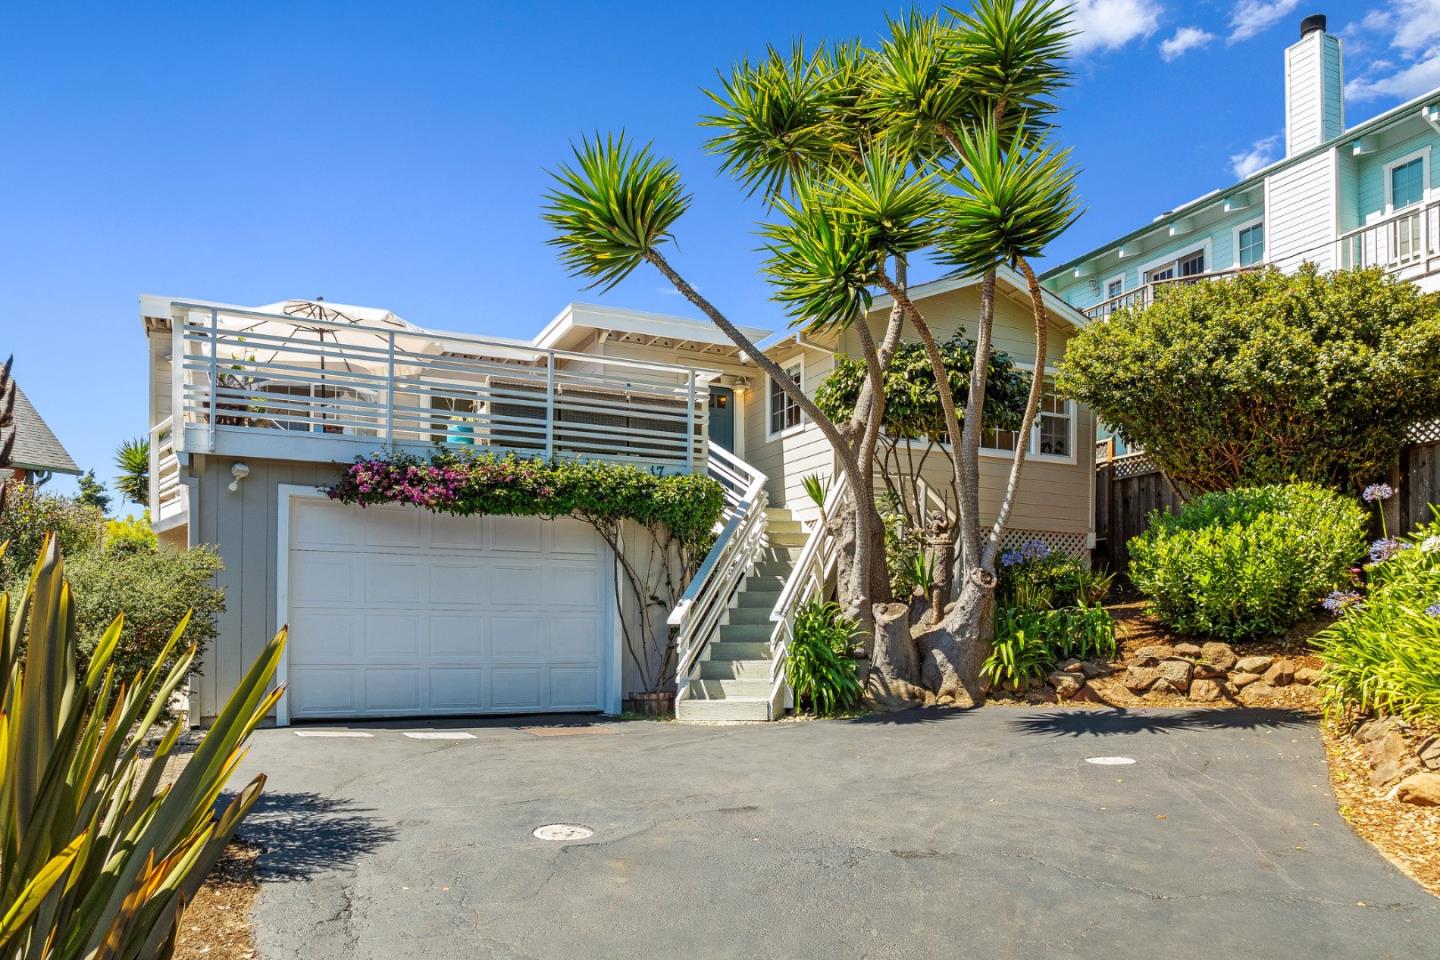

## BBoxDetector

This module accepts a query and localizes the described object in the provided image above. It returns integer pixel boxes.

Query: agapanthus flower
[1021,539,1050,560]
[1362,483,1395,503]
[1421,536,1440,554]
[1426,604,1440,619]
[1321,590,1363,614]
[1369,538,1404,563]
[1000,550,1024,567]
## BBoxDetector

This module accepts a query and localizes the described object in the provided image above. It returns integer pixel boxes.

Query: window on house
[1237,223,1264,266]
[768,361,803,436]
[1178,250,1206,276]
[979,374,1073,459]
[1391,157,1425,210]
[1105,277,1124,299]
[1145,248,1205,285]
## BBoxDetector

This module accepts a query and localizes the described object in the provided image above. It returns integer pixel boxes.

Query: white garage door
[285,499,611,719]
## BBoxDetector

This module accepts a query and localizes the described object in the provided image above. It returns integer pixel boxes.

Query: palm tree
[114,436,149,506]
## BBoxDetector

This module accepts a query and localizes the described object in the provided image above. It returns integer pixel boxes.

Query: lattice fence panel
[1000,528,1090,561]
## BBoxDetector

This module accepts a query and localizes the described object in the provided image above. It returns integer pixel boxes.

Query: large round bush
[1128,483,1366,640]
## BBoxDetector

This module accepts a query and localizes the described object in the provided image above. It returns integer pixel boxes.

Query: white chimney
[1284,14,1344,156]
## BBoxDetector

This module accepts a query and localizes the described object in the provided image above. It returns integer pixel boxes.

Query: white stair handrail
[668,445,769,696]
[767,472,849,697]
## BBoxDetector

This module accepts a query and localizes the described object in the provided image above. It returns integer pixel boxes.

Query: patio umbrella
[235,297,418,373]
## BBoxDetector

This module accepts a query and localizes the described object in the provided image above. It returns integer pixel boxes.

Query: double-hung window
[980,373,1073,461]
[1237,222,1264,266]
[1390,157,1425,211]
[768,360,803,437]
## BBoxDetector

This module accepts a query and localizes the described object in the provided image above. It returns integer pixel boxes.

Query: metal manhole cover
[533,823,594,841]
[1085,756,1137,765]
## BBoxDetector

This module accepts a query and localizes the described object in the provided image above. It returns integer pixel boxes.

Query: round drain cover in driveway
[533,823,594,841]
[1085,756,1136,765]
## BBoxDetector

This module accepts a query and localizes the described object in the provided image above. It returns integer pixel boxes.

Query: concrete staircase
[675,507,805,721]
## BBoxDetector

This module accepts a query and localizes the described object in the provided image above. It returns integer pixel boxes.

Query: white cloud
[1343,0,1440,102]
[1066,0,1163,55]
[1347,54,1440,101]
[1227,0,1302,43]
[1229,134,1280,179]
[1159,26,1216,60]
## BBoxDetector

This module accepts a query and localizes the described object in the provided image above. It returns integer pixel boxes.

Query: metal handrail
[668,445,770,695]
[767,472,849,692]
[1083,266,1261,320]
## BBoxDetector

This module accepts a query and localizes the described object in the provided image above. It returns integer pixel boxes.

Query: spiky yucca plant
[0,535,284,957]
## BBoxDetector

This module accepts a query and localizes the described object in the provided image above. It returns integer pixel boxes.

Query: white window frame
[1137,238,1214,287]
[1103,273,1125,299]
[1384,147,1431,214]
[1231,216,1266,268]
[977,364,1077,466]
[765,356,805,440]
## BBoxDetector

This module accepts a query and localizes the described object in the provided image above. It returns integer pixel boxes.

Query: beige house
[139,270,1091,725]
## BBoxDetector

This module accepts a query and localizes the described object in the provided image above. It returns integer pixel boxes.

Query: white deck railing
[1337,200,1440,280]
[668,445,769,698]
[766,472,849,705]
[166,302,714,475]
[1082,267,1261,320]
[149,416,185,526]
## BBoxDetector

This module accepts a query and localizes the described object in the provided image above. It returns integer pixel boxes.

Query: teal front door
[709,386,735,452]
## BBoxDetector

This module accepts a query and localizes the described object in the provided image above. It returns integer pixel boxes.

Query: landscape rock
[1193,661,1227,679]
[1024,687,1059,705]
[1236,655,1274,674]
[1239,681,1277,702]
[1200,642,1238,671]
[1354,717,1403,743]
[1080,660,1111,679]
[1151,677,1183,696]
[1059,658,1084,674]
[1364,730,1409,769]
[1049,671,1085,700]
[1173,642,1203,658]
[1156,659,1193,691]
[1229,671,1262,688]
[1293,667,1322,686]
[1132,644,1174,666]
[1262,659,1296,687]
[1124,665,1160,692]
[1371,757,1419,789]
[1189,678,1225,702]
[1396,772,1440,806]
[1418,735,1440,771]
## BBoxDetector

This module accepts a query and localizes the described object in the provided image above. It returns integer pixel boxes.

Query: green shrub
[0,483,103,587]
[998,541,1113,610]
[983,605,1117,691]
[102,510,158,555]
[1129,483,1367,640]
[64,544,225,686]
[1312,517,1440,723]
[786,600,862,715]
[981,626,1053,692]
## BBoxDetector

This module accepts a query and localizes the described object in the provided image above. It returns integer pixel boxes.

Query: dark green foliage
[65,544,225,688]
[1129,483,1368,640]
[0,483,103,588]
[1313,515,1440,723]
[786,600,862,715]
[997,546,1113,610]
[113,436,150,506]
[986,544,1116,690]
[1058,266,1440,493]
[75,469,112,513]
[815,334,1029,443]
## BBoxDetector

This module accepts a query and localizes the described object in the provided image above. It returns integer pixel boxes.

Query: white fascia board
[869,265,1089,330]
[532,301,772,349]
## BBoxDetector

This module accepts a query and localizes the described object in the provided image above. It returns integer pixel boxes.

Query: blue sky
[1,0,1427,503]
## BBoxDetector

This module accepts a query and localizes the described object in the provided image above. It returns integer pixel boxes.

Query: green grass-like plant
[786,600,862,716]
[1128,483,1367,640]
[982,605,1116,691]
[1312,516,1440,723]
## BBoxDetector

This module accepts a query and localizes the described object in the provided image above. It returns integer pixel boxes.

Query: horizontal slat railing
[1337,200,1440,279]
[1082,267,1262,321]
[168,302,714,474]
[668,445,769,699]
[149,417,185,525]
[766,472,849,701]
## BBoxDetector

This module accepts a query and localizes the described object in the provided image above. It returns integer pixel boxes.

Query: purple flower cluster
[1362,482,1394,503]
[1321,590,1363,614]
[1021,539,1050,560]
[1368,538,1411,564]
[330,457,471,509]
[1000,550,1024,567]
[1426,603,1440,618]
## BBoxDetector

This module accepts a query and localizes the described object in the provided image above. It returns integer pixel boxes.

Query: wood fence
[1094,429,1440,573]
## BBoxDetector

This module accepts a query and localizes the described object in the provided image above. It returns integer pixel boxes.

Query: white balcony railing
[165,302,715,475]
[1082,267,1261,321]
[1337,200,1440,280]
[149,416,185,526]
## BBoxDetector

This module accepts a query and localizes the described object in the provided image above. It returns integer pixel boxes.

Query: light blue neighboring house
[1042,13,1440,454]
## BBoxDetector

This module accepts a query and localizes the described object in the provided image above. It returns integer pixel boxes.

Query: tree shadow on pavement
[232,791,397,881]
[1008,706,1314,738]
[843,705,971,726]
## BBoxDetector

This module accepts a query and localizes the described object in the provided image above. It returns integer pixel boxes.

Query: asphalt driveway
[231,707,1440,959]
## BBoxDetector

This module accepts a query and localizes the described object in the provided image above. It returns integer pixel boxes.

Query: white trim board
[1137,238,1214,283]
[765,355,806,440]
[1231,216,1266,269]
[1384,146,1432,214]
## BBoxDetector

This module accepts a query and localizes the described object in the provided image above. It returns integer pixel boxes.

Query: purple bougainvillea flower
[1362,482,1394,503]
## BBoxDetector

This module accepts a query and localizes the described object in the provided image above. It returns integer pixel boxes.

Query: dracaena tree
[543,0,1080,705]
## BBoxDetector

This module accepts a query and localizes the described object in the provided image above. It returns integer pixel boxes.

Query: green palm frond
[542,133,691,291]
[828,146,942,258]
[948,0,1073,126]
[866,9,975,154]
[701,43,848,200]
[936,120,1081,272]
[762,179,879,331]
[113,436,149,506]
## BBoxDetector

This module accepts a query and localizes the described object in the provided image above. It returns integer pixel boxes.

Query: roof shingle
[6,383,80,476]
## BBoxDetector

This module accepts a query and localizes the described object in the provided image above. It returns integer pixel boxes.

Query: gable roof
[870,263,1090,330]
[8,384,80,476]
